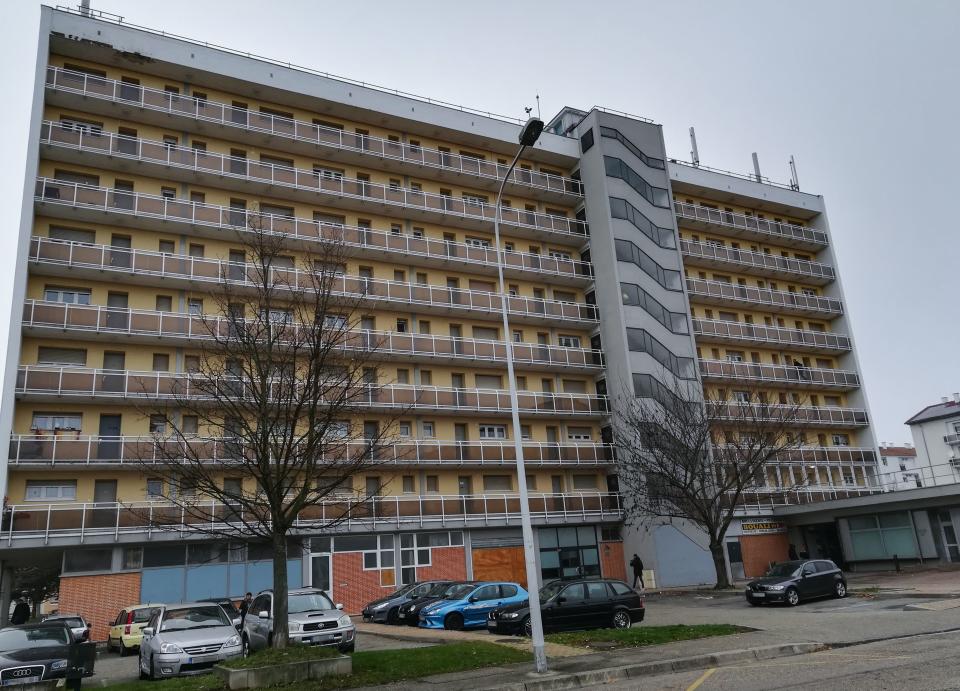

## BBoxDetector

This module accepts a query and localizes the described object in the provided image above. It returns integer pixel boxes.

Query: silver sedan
[138,603,242,679]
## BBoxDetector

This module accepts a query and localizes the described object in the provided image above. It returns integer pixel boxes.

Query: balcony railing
[22,301,604,371]
[673,200,828,248]
[2,492,622,545]
[45,66,583,198]
[706,401,869,427]
[699,359,860,390]
[39,122,588,238]
[686,277,843,316]
[679,239,834,284]
[692,318,851,354]
[34,178,591,282]
[945,433,960,446]
[28,238,599,326]
[9,435,613,467]
[713,445,877,465]
[16,366,609,417]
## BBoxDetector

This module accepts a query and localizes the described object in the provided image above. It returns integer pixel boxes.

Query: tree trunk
[271,533,289,649]
[709,541,731,589]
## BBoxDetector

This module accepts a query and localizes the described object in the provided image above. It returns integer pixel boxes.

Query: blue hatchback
[419,582,527,630]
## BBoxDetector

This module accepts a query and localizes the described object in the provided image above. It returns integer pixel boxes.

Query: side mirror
[232,617,241,628]
[335,604,344,610]
[468,596,478,603]
[141,627,154,637]
[258,610,269,618]
[556,597,566,605]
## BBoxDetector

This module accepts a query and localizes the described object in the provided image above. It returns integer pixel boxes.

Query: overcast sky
[1,0,957,444]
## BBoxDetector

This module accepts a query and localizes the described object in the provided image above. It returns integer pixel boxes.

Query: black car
[362,580,453,624]
[488,578,645,636]
[397,581,476,626]
[0,622,96,684]
[745,559,847,606]
[198,598,243,628]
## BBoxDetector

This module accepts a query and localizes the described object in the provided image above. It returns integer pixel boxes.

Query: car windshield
[765,562,802,578]
[160,606,230,632]
[49,617,84,628]
[427,582,452,596]
[443,584,475,600]
[289,592,335,614]
[0,627,69,651]
[539,581,567,602]
[391,583,419,598]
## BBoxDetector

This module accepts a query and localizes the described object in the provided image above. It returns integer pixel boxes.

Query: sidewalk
[843,564,960,597]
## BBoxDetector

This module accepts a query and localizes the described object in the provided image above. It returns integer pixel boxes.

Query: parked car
[198,598,242,628]
[362,580,453,624]
[745,559,847,607]
[40,614,91,642]
[419,582,527,630]
[242,588,355,655]
[0,622,95,684]
[107,603,162,656]
[397,582,474,626]
[138,603,242,679]
[488,578,645,635]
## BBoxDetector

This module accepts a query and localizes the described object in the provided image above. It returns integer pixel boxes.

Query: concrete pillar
[0,564,12,627]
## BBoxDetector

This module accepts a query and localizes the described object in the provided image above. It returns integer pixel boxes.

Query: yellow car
[107,604,162,656]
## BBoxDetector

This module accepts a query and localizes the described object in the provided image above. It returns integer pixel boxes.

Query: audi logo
[8,668,37,678]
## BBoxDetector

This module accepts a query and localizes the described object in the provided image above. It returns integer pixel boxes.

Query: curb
[477,642,826,691]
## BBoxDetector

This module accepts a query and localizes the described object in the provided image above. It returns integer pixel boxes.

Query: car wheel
[785,587,800,606]
[386,607,400,625]
[444,612,464,631]
[138,654,149,680]
[338,641,355,654]
[147,654,156,681]
[522,616,532,637]
[833,581,847,598]
[242,635,251,658]
[611,610,631,629]
[119,642,130,657]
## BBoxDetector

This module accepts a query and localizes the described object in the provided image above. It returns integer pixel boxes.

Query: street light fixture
[492,116,549,673]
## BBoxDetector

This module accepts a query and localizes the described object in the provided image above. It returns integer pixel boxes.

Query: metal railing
[692,318,852,353]
[686,277,843,315]
[8,435,613,467]
[706,401,869,427]
[679,239,834,283]
[22,300,604,370]
[45,66,583,197]
[39,122,587,238]
[16,366,609,416]
[673,200,827,247]
[713,445,877,465]
[2,491,622,544]
[669,159,800,193]
[699,359,860,389]
[33,179,590,281]
[28,237,599,325]
[945,433,960,446]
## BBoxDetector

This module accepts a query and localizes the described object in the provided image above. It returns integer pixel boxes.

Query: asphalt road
[579,629,960,690]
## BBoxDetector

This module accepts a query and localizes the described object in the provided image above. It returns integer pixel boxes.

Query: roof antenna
[789,155,800,191]
[535,94,541,119]
[752,152,762,183]
[80,0,91,15]
[689,127,700,167]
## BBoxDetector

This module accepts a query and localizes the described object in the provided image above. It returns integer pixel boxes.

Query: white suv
[241,588,355,655]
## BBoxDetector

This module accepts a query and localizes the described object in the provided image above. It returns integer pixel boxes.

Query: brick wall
[740,533,790,578]
[416,546,466,582]
[600,541,627,581]
[59,572,141,642]
[331,552,393,614]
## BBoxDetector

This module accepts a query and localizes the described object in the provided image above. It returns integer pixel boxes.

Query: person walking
[630,553,645,591]
[238,592,253,624]
[10,597,30,626]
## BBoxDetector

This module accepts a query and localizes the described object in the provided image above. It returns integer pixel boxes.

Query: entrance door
[310,554,332,599]
[110,234,132,268]
[97,414,122,460]
[105,292,129,330]
[101,351,126,393]
[454,424,467,461]
[458,475,473,515]
[91,479,118,528]
[938,510,960,561]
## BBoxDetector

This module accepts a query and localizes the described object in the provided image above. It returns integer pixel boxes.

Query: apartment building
[1,6,879,634]
[907,394,960,486]
[878,443,924,491]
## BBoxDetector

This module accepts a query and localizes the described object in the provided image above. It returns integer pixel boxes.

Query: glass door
[310,554,332,599]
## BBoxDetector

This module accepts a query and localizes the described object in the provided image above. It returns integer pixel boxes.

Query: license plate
[4,678,40,686]
[302,637,313,644]
[752,592,765,598]
[486,623,497,630]
[398,613,405,618]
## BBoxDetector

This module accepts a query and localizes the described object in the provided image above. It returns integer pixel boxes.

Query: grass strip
[546,624,747,650]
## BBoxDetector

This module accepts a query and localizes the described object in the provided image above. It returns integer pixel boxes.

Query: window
[49,226,96,244]
[37,347,86,366]
[465,236,491,248]
[158,240,176,254]
[44,287,90,305]
[420,371,432,386]
[567,427,592,441]
[418,320,431,333]
[146,478,164,499]
[182,415,199,435]
[63,548,112,573]
[426,475,439,493]
[396,369,410,384]
[422,422,435,438]
[483,475,512,491]
[558,335,581,348]
[160,186,176,199]
[398,422,411,437]
[188,299,203,315]
[396,318,408,333]
[572,474,598,490]
[402,476,415,493]
[31,413,81,432]
[475,374,503,389]
[152,354,170,372]
[832,434,850,446]
[25,480,77,501]
[149,415,167,435]
[479,425,507,439]
[122,546,144,570]
[156,295,173,312]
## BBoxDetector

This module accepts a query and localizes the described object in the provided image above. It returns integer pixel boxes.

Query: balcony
[736,485,879,511]
[39,122,587,242]
[9,435,613,467]
[692,318,851,355]
[945,433,960,446]
[28,238,599,328]
[713,445,877,466]
[686,277,843,317]
[679,239,835,285]
[22,300,604,373]
[34,179,592,286]
[706,401,869,428]
[1,493,622,547]
[699,359,860,391]
[15,366,609,418]
[673,200,828,251]
[44,66,583,203]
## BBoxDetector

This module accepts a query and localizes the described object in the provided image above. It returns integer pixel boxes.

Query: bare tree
[132,211,400,647]
[14,564,61,620]
[613,373,809,588]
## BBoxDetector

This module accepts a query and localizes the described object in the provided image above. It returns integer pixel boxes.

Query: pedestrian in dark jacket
[10,598,30,626]
[238,592,252,623]
[630,554,645,591]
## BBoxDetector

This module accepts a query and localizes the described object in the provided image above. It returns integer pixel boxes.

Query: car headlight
[502,612,520,619]
[50,660,67,670]
[373,602,390,611]
[225,635,241,648]
[767,584,785,591]
[288,622,301,633]
[159,642,184,654]
[338,615,351,627]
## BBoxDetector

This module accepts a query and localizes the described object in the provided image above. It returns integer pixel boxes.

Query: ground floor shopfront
[53,524,626,641]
